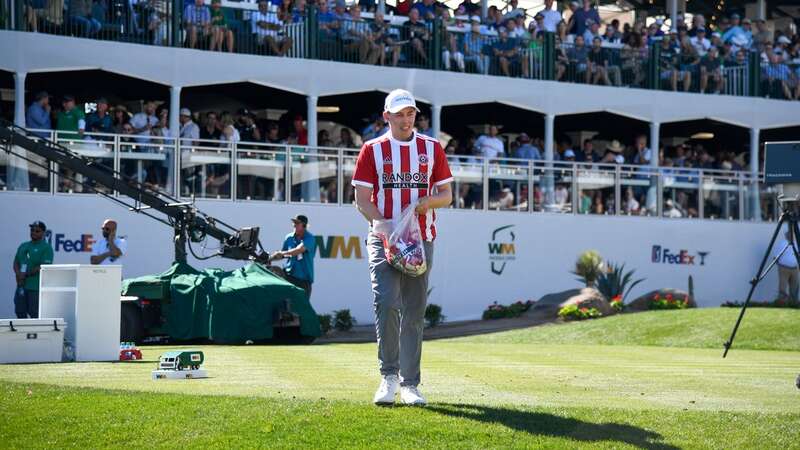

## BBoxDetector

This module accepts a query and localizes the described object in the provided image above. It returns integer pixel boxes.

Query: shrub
[558,304,602,321]
[318,314,332,334]
[425,303,445,327]
[648,293,690,310]
[610,295,624,312]
[572,250,604,287]
[482,300,535,320]
[333,309,356,331]
[596,262,645,306]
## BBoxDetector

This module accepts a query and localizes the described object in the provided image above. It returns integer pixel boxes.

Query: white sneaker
[373,375,400,405]
[400,385,427,406]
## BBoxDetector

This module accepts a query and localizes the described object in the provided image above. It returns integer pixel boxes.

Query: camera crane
[0,119,269,265]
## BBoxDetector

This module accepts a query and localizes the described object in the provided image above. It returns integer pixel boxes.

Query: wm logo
[489,225,516,275]
[488,243,516,255]
[316,236,363,259]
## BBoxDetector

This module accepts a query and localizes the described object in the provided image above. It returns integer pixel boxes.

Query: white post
[14,72,26,127]
[750,127,761,221]
[378,0,385,15]
[756,0,766,21]
[307,95,318,147]
[668,0,678,32]
[544,113,555,161]
[649,121,660,167]
[481,0,488,21]
[431,104,442,141]
[169,86,181,137]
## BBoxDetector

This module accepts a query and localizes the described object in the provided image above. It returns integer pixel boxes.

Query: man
[131,101,159,144]
[200,111,222,141]
[402,8,430,65]
[700,45,725,94]
[463,18,488,75]
[85,97,114,136]
[90,219,126,265]
[775,230,799,303]
[567,34,590,84]
[13,221,54,319]
[270,215,316,298]
[537,0,560,33]
[26,91,52,137]
[571,0,600,37]
[416,114,433,137]
[184,0,211,49]
[690,27,711,57]
[513,133,541,160]
[56,95,85,140]
[492,28,527,78]
[179,108,200,142]
[475,124,504,158]
[252,0,292,56]
[352,89,453,406]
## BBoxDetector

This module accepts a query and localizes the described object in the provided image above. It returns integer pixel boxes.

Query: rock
[628,288,696,311]
[529,287,614,317]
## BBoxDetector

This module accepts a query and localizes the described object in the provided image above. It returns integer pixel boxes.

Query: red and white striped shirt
[352,131,453,241]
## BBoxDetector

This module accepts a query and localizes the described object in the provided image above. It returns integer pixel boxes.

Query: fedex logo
[45,230,94,253]
[651,245,709,266]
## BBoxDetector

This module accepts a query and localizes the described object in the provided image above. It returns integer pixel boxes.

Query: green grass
[1,308,799,449]
[457,308,800,351]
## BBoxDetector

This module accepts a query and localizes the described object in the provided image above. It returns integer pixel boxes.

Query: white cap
[384,89,420,114]
[564,149,576,158]
[615,155,625,164]
[179,107,191,116]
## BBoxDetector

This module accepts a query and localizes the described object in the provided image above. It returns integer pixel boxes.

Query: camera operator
[774,229,799,303]
[269,215,316,300]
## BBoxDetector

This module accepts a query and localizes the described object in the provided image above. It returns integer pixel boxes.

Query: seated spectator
[492,28,528,78]
[700,46,725,94]
[370,11,401,66]
[148,0,171,45]
[25,0,47,32]
[402,8,431,65]
[621,32,646,86]
[85,97,114,137]
[411,0,436,21]
[567,35,590,83]
[475,125,504,159]
[440,9,465,72]
[506,18,525,40]
[722,13,751,49]
[342,5,381,65]
[582,19,601,44]
[291,0,307,22]
[209,0,234,52]
[317,1,340,41]
[563,149,576,162]
[659,36,680,91]
[68,0,101,36]
[513,133,541,160]
[588,36,610,85]
[753,19,773,48]
[463,18,488,75]
[690,27,711,57]
[252,0,292,56]
[184,0,211,49]
[602,25,620,45]
[677,37,699,92]
[576,138,595,162]
[762,51,794,100]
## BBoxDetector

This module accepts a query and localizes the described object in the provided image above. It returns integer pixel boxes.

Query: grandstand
[1,0,799,321]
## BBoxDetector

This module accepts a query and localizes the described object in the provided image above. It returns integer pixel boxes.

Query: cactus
[688,275,694,301]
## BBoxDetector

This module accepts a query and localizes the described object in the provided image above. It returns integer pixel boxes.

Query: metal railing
[3,0,791,100]
[0,129,779,223]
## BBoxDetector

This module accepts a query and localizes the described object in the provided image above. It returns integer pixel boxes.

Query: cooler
[0,318,66,364]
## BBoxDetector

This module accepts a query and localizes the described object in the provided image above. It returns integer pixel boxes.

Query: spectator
[318,129,333,147]
[151,108,171,139]
[700,45,725,94]
[677,36,699,92]
[370,11,401,66]
[463,18,488,75]
[201,111,222,140]
[221,123,240,145]
[179,108,200,141]
[492,28,528,78]
[622,186,640,214]
[458,0,480,16]
[763,51,793,100]
[291,0,307,22]
[588,36,610,85]
[475,125,504,158]
[722,14,748,47]
[85,97,114,136]
[265,121,286,144]
[238,111,261,142]
[416,114,433,137]
[68,0,101,36]
[317,1,340,41]
[252,0,292,56]
[506,18,525,40]
[571,0,600,38]
[753,19,773,48]
[184,0,211,49]
[402,8,431,65]
[567,34,590,83]
[342,5,381,65]
[440,9,465,72]
[90,219,126,265]
[537,0,560,33]
[658,36,680,91]
[563,148,576,162]
[112,105,130,134]
[602,25,620,45]
[148,0,170,45]
[621,32,646,87]
[337,128,355,148]
[664,198,683,218]
[690,27,711,57]
[26,91,52,137]
[13,220,53,319]
[362,114,387,141]
[411,0,435,21]
[774,230,799,303]
[577,138,595,162]
[131,101,158,144]
[292,114,308,145]
[209,0,234,52]
[582,19,600,44]
[513,133,541,160]
[633,134,652,165]
[56,95,85,140]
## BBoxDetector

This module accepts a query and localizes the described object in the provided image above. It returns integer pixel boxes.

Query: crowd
[16,0,800,97]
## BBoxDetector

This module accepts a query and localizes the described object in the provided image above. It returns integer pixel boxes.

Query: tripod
[723,201,800,358]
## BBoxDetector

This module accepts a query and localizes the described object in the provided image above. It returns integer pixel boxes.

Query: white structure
[0,318,66,364]
[39,264,121,361]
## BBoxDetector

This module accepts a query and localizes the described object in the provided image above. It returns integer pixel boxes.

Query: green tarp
[121,262,320,343]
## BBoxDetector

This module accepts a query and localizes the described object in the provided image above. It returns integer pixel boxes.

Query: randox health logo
[651,245,709,266]
[488,225,516,275]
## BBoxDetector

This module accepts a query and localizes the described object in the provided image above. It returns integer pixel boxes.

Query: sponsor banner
[0,193,779,322]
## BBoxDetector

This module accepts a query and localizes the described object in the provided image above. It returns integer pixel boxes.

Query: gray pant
[368,233,433,387]
[778,265,799,301]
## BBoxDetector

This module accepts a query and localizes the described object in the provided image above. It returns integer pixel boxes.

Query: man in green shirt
[56,95,85,141]
[13,220,54,318]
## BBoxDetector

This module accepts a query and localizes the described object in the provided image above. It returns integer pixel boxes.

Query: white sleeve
[116,238,127,257]
[90,239,104,256]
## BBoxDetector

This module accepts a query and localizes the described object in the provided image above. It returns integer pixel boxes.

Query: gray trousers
[778,265,799,301]
[368,234,433,387]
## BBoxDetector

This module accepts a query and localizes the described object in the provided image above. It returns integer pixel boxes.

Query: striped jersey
[351,131,453,241]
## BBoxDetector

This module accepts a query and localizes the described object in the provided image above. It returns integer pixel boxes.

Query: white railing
[0,129,779,222]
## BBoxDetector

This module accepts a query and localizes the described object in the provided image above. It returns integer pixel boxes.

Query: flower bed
[558,304,602,321]
[648,293,690,310]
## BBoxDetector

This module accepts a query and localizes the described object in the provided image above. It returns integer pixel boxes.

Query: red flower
[666,294,673,301]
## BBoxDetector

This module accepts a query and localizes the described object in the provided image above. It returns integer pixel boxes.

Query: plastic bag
[373,206,428,277]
